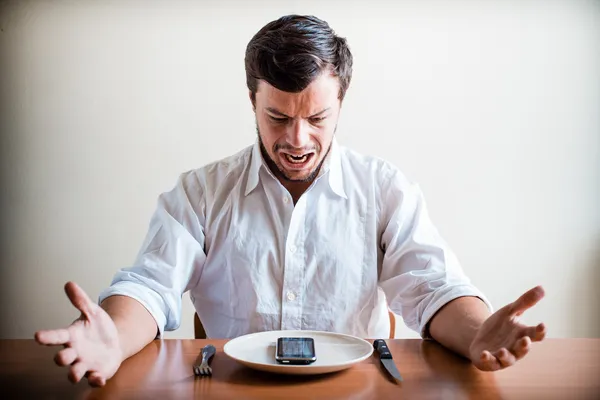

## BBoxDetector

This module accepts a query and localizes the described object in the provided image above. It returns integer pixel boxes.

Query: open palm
[35,282,123,387]
[470,286,546,371]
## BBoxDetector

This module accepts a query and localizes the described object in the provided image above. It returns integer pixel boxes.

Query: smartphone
[275,337,317,364]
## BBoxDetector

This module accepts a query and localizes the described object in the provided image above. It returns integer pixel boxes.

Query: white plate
[223,330,374,375]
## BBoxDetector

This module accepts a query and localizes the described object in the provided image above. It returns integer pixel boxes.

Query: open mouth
[280,152,315,170]
[285,154,310,163]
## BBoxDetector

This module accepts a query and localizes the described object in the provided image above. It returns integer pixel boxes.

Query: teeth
[285,154,308,163]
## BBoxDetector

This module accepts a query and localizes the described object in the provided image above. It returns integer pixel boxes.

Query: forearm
[428,296,491,360]
[100,295,159,361]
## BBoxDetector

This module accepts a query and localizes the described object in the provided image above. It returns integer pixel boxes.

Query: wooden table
[0,338,598,399]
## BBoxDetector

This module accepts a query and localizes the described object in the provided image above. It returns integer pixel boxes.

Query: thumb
[65,281,96,319]
[87,372,106,387]
[510,285,545,317]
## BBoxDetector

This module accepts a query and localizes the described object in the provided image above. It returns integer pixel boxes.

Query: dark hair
[245,15,353,103]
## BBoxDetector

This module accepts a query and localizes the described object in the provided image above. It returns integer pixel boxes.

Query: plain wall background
[1,0,598,340]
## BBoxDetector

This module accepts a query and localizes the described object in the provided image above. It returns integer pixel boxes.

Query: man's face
[253,73,341,182]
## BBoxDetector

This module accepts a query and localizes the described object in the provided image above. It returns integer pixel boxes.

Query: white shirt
[99,138,491,339]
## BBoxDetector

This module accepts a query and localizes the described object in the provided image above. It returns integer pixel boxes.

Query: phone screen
[276,337,316,360]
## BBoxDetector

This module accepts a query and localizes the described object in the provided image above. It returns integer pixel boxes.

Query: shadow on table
[419,340,503,400]
[208,365,377,400]
[219,365,348,386]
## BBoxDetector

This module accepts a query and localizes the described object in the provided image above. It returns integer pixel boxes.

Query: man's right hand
[35,282,123,387]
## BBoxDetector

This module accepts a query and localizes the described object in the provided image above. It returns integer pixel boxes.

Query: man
[35,15,546,387]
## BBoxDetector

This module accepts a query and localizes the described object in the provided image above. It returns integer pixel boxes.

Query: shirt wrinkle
[99,138,492,339]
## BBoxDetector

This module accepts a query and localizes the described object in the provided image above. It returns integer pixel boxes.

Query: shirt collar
[244,137,347,199]
[244,140,263,196]
[323,138,347,199]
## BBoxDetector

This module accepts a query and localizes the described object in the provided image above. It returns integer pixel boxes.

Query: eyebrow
[265,107,330,119]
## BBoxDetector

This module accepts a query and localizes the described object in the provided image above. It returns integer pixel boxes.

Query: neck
[265,158,317,204]
[282,180,312,204]
[259,151,320,205]
[259,140,333,204]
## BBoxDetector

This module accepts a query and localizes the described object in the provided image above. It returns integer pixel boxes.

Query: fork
[193,344,216,377]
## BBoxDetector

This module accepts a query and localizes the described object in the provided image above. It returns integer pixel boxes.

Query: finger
[65,281,95,319]
[510,286,545,317]
[511,336,531,360]
[68,362,89,384]
[35,329,70,346]
[533,323,546,341]
[493,348,516,368]
[524,322,547,342]
[479,350,501,371]
[54,347,78,366]
[87,372,106,387]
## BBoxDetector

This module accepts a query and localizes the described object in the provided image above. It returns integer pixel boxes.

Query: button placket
[281,196,307,331]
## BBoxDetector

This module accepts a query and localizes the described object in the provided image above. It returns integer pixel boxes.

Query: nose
[287,119,311,148]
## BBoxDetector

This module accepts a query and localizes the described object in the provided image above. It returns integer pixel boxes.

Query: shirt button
[289,245,297,254]
[283,196,289,203]
[287,292,296,301]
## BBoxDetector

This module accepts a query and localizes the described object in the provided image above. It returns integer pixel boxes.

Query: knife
[373,339,403,382]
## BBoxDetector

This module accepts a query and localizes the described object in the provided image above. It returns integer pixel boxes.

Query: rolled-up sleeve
[98,171,207,337]
[378,169,493,338]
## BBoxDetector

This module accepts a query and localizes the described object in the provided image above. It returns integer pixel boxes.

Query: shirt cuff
[419,285,494,340]
[98,281,168,338]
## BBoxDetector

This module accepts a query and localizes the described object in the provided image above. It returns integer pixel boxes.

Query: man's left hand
[469,286,546,371]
